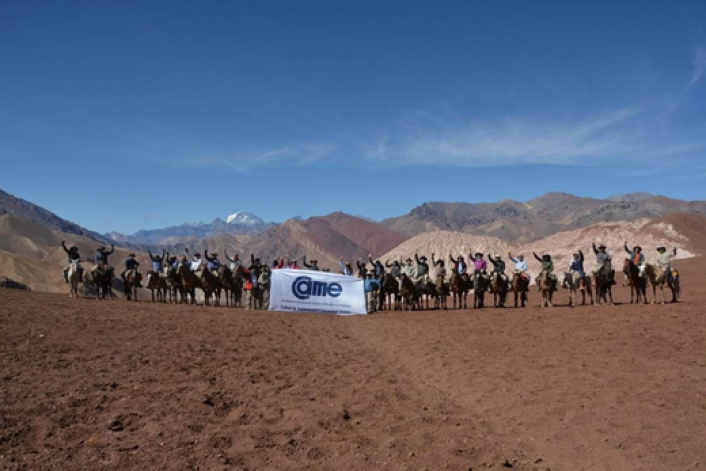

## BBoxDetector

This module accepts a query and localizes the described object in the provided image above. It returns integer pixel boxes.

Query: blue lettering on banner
[292,276,343,300]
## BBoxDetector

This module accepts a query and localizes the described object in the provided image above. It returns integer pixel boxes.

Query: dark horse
[450,273,470,309]
[91,264,113,300]
[489,272,508,308]
[472,271,489,309]
[383,274,401,311]
[594,266,614,305]
[400,274,419,311]
[510,272,529,308]
[122,269,142,301]
[624,259,648,304]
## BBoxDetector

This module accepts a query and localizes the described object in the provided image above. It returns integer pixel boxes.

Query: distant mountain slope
[0,189,110,243]
[381,192,706,242]
[107,212,274,245]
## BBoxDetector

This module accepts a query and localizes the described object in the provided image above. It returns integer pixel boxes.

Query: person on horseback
[204,250,221,276]
[564,250,585,288]
[339,258,354,276]
[184,249,203,273]
[402,257,416,280]
[224,250,242,271]
[624,242,646,277]
[272,258,285,269]
[368,255,386,277]
[91,244,115,278]
[432,254,447,279]
[414,254,429,285]
[488,254,508,283]
[592,242,614,284]
[385,259,402,277]
[655,246,677,280]
[357,259,370,278]
[448,254,468,276]
[147,249,166,284]
[61,241,83,282]
[508,252,530,283]
[470,252,488,285]
[121,253,142,287]
[533,252,555,291]
[303,256,320,271]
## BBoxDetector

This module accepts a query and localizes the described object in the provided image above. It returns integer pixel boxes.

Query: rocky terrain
[1,257,704,470]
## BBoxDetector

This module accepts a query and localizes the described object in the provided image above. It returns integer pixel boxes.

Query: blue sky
[1,0,705,234]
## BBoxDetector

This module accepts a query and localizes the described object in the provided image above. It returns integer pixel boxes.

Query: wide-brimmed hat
[129,253,136,257]
[458,255,464,259]
[210,252,218,257]
[419,255,427,261]
[97,246,106,251]
[633,246,642,252]
[597,243,607,249]
[494,254,500,259]
[517,254,524,259]
[543,254,551,260]
[475,252,484,257]
[656,246,666,251]
[406,258,412,262]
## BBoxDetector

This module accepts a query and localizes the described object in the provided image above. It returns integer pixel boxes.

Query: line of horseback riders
[60,239,680,307]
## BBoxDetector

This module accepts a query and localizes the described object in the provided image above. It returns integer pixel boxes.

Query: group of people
[61,238,679,308]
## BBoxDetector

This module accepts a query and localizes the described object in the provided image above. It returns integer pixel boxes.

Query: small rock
[39,334,45,339]
[409,452,415,457]
[203,397,214,407]
[502,458,513,468]
[108,419,124,432]
[342,410,351,421]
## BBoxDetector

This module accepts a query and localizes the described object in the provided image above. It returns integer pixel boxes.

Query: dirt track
[1,259,705,470]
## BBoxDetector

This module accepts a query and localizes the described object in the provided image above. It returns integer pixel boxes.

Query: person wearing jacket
[244,254,262,311]
[414,254,429,285]
[204,250,222,274]
[356,259,369,278]
[624,242,646,277]
[61,241,83,282]
[224,250,241,271]
[288,257,301,269]
[303,256,320,271]
[147,249,166,285]
[368,255,386,277]
[592,242,614,284]
[488,254,508,282]
[533,252,555,291]
[563,250,586,288]
[431,254,447,280]
[448,254,468,276]
[385,259,401,278]
[339,258,354,275]
[259,264,271,310]
[655,247,677,280]
[508,252,530,283]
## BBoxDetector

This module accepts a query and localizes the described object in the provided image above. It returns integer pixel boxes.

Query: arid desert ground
[1,258,704,471]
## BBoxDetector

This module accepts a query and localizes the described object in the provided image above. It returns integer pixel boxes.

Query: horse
[419,276,437,310]
[67,261,81,298]
[164,265,184,304]
[561,271,593,307]
[201,268,222,306]
[383,274,401,311]
[218,266,236,307]
[91,264,113,301]
[472,271,489,309]
[231,269,245,307]
[177,265,201,305]
[434,274,448,310]
[536,271,556,308]
[122,269,142,301]
[400,274,419,311]
[594,267,614,305]
[510,272,529,308]
[146,270,168,303]
[450,272,469,309]
[644,264,680,304]
[488,272,508,308]
[624,259,648,304]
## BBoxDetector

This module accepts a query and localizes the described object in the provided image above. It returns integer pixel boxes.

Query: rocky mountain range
[381,192,706,243]
[106,212,275,245]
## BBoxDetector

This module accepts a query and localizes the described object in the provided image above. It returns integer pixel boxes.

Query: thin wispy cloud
[688,47,706,89]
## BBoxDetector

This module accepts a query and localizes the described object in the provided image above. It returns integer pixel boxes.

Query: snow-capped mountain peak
[226,211,264,226]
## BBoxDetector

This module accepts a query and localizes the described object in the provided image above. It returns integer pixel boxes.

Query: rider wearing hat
[368,255,386,278]
[431,254,447,279]
[655,246,677,280]
[563,250,586,288]
[185,248,203,273]
[385,259,402,278]
[288,257,300,269]
[414,253,429,285]
[533,252,556,291]
[224,250,241,271]
[147,249,166,284]
[508,252,530,282]
[488,253,508,282]
[448,254,468,276]
[592,242,614,284]
[204,249,221,274]
[339,258,354,276]
[92,244,115,277]
[303,255,320,271]
[61,240,84,282]
[470,251,488,286]
[121,253,142,287]
[624,242,646,277]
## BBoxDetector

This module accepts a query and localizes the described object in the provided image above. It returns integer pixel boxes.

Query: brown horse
[624,259,648,304]
[218,266,236,307]
[231,269,245,307]
[122,269,142,301]
[177,265,201,305]
[488,272,508,308]
[472,271,489,309]
[146,270,167,303]
[561,271,593,307]
[450,273,469,309]
[164,265,183,304]
[536,271,556,308]
[419,277,437,310]
[400,274,419,311]
[201,268,222,306]
[510,272,529,308]
[91,264,114,301]
[594,267,614,305]
[645,264,680,304]
[383,274,400,311]
[434,275,448,310]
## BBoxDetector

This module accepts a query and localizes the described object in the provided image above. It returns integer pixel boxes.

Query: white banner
[269,269,367,315]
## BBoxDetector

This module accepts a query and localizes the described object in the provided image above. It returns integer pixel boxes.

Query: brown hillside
[318,212,407,256]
